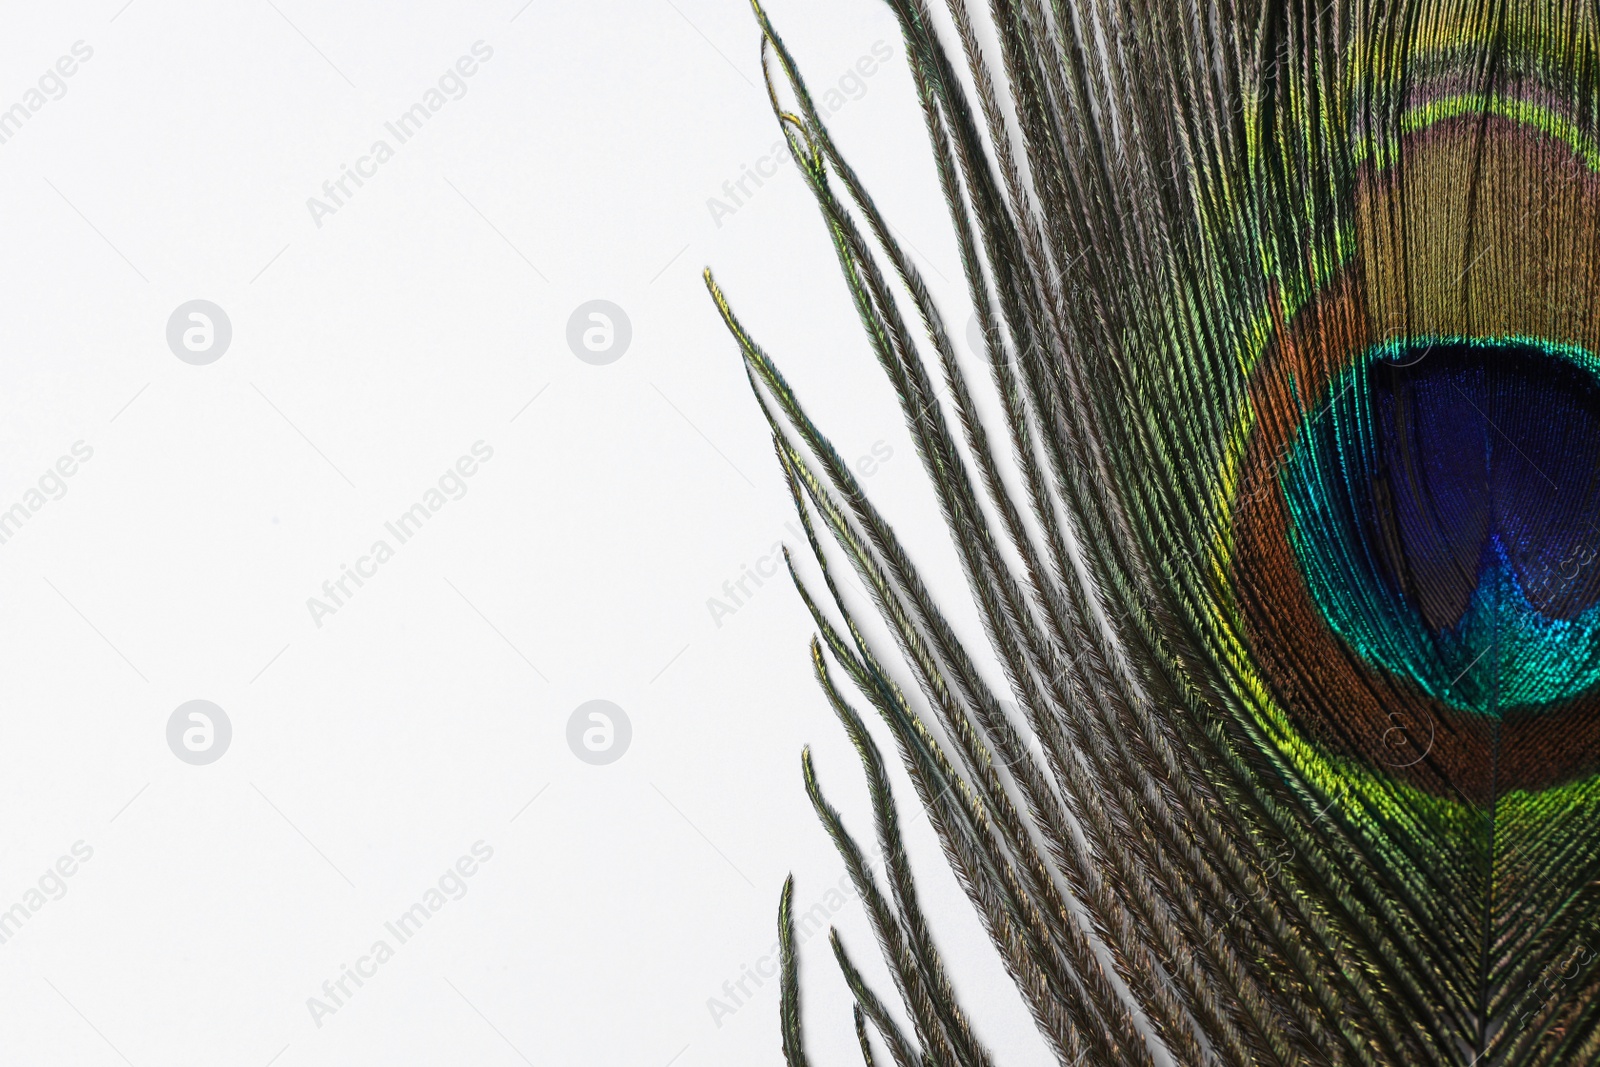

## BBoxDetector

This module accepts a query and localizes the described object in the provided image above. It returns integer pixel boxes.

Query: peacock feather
[708,1,1600,1064]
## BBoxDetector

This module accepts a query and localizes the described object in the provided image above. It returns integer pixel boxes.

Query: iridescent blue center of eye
[1282,337,1600,715]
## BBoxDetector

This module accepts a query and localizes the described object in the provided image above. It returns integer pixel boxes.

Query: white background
[0,2,1055,1064]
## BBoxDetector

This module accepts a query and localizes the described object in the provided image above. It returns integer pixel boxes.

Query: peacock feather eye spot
[1235,336,1600,795]
[1284,339,1600,718]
